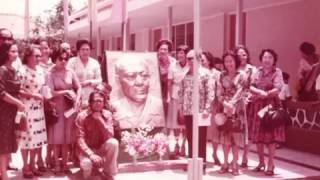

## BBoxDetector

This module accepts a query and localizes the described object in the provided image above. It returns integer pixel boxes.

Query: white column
[24,0,29,40]
[63,0,69,41]
[235,0,244,46]
[188,0,202,180]
[88,0,97,46]
[97,27,101,56]
[122,18,130,51]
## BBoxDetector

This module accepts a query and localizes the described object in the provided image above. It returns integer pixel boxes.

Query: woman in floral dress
[17,46,47,177]
[249,49,285,175]
[234,45,257,168]
[216,51,246,175]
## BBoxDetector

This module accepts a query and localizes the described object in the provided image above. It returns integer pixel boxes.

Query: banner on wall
[106,51,165,129]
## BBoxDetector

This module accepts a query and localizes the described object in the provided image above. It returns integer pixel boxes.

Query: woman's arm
[2,92,25,111]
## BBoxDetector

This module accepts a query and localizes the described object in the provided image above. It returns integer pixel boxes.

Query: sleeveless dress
[46,67,80,145]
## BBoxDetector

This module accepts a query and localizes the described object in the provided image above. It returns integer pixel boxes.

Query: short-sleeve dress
[0,66,20,155]
[249,67,285,144]
[46,67,80,145]
[17,65,47,149]
[166,62,189,129]
[216,71,246,146]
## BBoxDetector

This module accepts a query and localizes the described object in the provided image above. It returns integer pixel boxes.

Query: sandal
[253,163,265,172]
[240,159,248,168]
[22,168,34,179]
[212,154,221,166]
[265,165,275,176]
[231,162,240,176]
[218,165,229,174]
[32,170,43,176]
[38,166,47,172]
[62,165,72,174]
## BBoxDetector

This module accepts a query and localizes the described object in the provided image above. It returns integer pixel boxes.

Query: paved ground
[7,141,320,180]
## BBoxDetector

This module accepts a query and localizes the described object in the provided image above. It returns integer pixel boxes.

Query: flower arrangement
[121,126,168,161]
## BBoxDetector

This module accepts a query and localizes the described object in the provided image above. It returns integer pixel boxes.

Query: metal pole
[63,0,69,41]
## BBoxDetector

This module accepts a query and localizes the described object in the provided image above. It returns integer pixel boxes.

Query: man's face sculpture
[118,59,150,104]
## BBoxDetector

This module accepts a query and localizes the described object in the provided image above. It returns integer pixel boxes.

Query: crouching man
[75,91,119,180]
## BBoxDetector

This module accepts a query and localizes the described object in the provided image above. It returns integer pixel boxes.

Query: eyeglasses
[58,58,68,62]
[187,57,193,61]
[91,99,104,103]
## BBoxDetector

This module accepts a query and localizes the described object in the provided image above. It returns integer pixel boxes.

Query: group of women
[0,38,101,180]
[157,39,285,176]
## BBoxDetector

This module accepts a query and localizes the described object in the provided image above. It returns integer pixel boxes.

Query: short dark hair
[176,44,190,55]
[234,45,251,64]
[300,42,316,56]
[0,43,14,66]
[259,49,278,66]
[202,51,215,69]
[22,46,36,65]
[76,39,92,51]
[156,39,172,52]
[88,91,106,104]
[51,47,71,63]
[222,50,240,69]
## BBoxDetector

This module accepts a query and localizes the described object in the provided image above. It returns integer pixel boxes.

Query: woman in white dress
[167,45,190,157]
[17,46,47,178]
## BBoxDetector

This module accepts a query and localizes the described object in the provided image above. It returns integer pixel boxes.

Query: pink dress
[249,67,285,144]
[46,67,80,145]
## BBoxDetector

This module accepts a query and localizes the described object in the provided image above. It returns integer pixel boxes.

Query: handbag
[261,107,290,131]
[63,93,75,109]
[15,112,28,131]
[218,116,243,132]
[44,99,59,126]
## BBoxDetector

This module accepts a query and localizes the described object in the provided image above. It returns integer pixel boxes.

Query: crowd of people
[0,28,116,180]
[0,25,319,180]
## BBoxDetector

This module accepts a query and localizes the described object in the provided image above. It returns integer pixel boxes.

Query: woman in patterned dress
[46,49,81,173]
[17,46,47,177]
[167,45,189,157]
[216,51,246,175]
[234,45,257,168]
[249,49,285,175]
[204,51,222,166]
[0,43,25,180]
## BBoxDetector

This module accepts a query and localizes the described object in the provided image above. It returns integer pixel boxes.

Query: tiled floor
[7,142,320,180]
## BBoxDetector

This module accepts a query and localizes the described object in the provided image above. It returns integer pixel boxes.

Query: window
[153,29,162,51]
[130,33,135,50]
